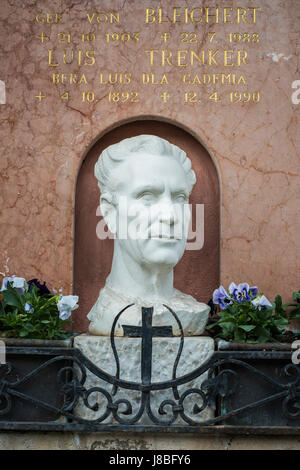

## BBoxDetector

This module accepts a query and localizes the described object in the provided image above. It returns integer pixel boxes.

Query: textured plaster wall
[1,0,299,311]
[0,0,299,449]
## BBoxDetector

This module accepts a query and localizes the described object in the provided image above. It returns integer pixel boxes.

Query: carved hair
[95,135,196,200]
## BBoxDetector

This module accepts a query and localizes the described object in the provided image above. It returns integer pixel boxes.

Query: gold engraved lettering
[237,8,247,24]
[86,12,120,24]
[144,7,262,25]
[162,50,173,66]
[108,91,139,103]
[182,73,247,85]
[49,50,96,67]
[177,50,188,66]
[36,13,63,23]
[142,73,168,84]
[99,72,131,84]
[158,8,169,23]
[205,8,219,24]
[52,73,88,84]
[145,49,249,67]
[48,50,59,66]
[173,7,181,23]
[144,49,158,66]
[224,50,234,66]
[145,8,155,23]
[224,7,233,23]
[190,50,205,65]
[237,50,248,65]
[248,8,261,24]
[208,50,219,66]
[190,8,202,23]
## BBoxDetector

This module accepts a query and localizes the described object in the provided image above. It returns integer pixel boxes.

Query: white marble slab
[74,335,215,425]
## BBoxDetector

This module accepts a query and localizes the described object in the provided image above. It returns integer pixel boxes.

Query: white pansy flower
[1,276,27,294]
[1,276,15,291]
[57,295,79,320]
[252,294,272,309]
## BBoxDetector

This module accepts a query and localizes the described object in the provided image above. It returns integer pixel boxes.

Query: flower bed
[207,282,300,344]
[0,276,78,340]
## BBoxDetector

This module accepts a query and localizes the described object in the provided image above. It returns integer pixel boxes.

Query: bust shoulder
[88,285,210,337]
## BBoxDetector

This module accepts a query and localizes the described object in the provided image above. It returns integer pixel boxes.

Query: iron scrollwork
[0,304,300,431]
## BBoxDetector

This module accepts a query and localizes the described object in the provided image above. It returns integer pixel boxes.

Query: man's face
[110,152,191,268]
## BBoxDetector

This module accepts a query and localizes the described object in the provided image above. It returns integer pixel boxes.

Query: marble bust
[88,135,210,336]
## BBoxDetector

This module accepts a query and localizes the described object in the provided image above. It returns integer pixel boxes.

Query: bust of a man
[88,135,210,336]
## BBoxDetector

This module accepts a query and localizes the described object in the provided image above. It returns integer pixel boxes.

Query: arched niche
[73,120,220,332]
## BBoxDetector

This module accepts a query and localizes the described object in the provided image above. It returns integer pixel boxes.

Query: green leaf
[273,318,289,329]
[219,321,235,331]
[275,294,282,309]
[234,327,246,342]
[19,330,29,337]
[2,290,22,309]
[293,291,300,302]
[255,326,272,342]
[289,306,300,319]
[205,323,217,330]
[239,325,256,332]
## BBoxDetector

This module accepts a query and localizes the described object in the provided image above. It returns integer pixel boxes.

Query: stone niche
[73,120,220,333]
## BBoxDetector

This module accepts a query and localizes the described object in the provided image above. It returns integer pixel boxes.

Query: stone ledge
[0,432,299,450]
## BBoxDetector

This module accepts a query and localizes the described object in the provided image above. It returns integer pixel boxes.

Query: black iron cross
[122,307,173,385]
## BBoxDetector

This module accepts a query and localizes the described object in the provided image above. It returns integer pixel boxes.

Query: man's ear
[100,194,117,234]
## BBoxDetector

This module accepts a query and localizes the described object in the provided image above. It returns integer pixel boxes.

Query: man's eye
[175,194,187,203]
[138,193,154,202]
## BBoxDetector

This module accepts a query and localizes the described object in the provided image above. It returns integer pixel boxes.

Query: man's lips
[149,235,182,240]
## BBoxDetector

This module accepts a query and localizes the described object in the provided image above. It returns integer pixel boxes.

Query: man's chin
[141,248,183,267]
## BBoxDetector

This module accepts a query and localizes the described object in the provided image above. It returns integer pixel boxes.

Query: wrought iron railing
[0,305,300,434]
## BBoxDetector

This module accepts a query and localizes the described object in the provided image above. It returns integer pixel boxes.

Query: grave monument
[0,0,299,449]
[74,135,214,422]
[87,134,210,336]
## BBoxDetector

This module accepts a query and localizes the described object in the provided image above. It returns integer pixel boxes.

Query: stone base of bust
[74,335,215,424]
[88,285,210,336]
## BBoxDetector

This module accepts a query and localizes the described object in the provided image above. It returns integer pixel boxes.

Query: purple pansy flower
[229,282,258,303]
[28,278,51,295]
[25,302,34,313]
[213,286,233,309]
[249,286,258,297]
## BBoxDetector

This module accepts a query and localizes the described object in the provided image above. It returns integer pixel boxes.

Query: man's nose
[157,201,179,225]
